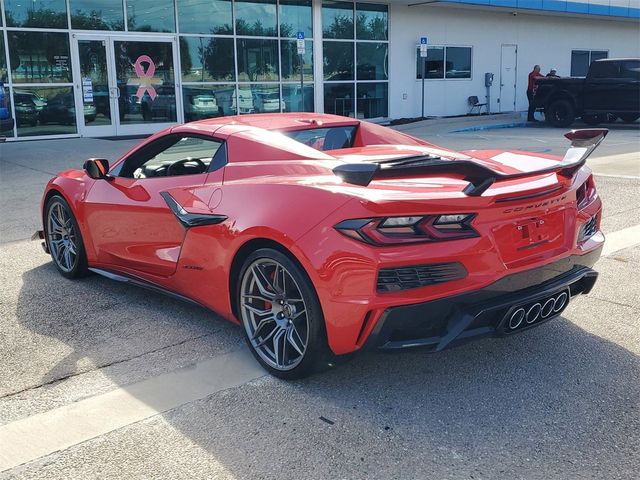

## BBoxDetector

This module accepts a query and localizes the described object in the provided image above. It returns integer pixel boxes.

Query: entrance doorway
[499,44,517,112]
[71,34,180,137]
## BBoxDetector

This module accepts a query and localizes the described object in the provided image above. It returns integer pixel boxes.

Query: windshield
[284,126,357,152]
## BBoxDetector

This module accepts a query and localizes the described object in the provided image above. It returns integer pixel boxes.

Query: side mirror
[84,158,111,180]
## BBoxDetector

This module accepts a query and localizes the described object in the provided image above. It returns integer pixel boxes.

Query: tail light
[335,214,478,246]
[576,175,595,209]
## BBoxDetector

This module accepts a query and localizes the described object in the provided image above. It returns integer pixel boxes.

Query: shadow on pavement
[11,261,640,479]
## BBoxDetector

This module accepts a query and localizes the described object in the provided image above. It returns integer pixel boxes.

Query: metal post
[300,53,304,112]
[421,58,426,119]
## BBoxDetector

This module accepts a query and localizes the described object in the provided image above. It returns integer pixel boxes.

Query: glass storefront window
[322,1,354,39]
[280,40,313,81]
[183,85,237,120]
[323,41,353,81]
[78,40,112,127]
[235,0,277,36]
[324,82,354,117]
[445,47,471,79]
[15,86,77,137]
[70,0,125,31]
[8,32,72,83]
[243,83,281,113]
[127,0,175,32]
[180,37,235,82]
[356,43,387,80]
[114,41,176,123]
[356,82,387,118]
[355,3,387,41]
[282,84,313,112]
[4,0,68,28]
[0,36,7,82]
[177,0,233,35]
[237,39,279,82]
[279,0,312,38]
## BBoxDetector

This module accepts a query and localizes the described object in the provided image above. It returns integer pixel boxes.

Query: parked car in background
[184,92,222,121]
[140,85,177,121]
[0,83,14,133]
[13,92,40,127]
[253,90,284,113]
[534,58,640,127]
[39,93,95,125]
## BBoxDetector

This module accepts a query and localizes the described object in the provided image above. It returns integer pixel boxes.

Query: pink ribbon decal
[134,55,157,101]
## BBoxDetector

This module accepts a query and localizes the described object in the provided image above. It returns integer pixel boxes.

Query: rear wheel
[546,100,575,128]
[619,113,639,123]
[44,195,88,279]
[237,248,330,379]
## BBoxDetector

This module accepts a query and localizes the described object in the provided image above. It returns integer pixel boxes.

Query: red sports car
[35,113,606,378]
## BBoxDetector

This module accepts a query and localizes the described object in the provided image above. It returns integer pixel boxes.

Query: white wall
[387,4,640,118]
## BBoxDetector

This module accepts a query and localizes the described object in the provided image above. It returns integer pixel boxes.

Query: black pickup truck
[533,58,640,127]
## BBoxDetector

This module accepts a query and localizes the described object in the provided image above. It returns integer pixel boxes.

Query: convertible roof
[178,112,358,133]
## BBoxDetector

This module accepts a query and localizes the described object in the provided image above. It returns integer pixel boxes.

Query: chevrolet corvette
[35,114,606,378]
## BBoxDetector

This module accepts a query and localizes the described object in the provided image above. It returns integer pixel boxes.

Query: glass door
[73,34,118,137]
[73,35,181,137]
[111,36,181,135]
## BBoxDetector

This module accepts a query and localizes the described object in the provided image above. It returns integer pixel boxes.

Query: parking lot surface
[1,121,639,479]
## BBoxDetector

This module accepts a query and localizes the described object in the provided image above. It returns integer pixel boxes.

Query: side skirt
[89,267,209,310]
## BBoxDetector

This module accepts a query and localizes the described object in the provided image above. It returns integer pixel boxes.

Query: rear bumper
[363,246,601,351]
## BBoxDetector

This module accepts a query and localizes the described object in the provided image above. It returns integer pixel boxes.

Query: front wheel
[545,100,575,128]
[44,195,88,279]
[237,248,330,379]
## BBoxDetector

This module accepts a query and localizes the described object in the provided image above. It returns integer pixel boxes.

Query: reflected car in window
[184,92,222,121]
[13,92,40,127]
[39,93,95,125]
[253,90,284,113]
[140,85,177,121]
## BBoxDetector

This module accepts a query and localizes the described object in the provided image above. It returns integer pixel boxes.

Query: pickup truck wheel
[582,114,607,126]
[619,113,639,123]
[546,100,575,128]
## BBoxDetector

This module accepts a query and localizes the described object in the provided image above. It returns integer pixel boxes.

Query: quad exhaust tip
[507,292,569,331]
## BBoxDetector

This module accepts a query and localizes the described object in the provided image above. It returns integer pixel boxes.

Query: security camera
[511,11,517,16]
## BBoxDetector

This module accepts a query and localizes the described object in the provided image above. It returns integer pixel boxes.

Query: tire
[582,113,607,126]
[44,195,89,279]
[237,248,331,379]
[545,100,575,128]
[619,113,639,123]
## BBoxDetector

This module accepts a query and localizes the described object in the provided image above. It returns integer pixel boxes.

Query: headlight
[335,214,477,245]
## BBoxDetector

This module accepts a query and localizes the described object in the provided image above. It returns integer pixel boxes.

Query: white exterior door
[499,44,517,112]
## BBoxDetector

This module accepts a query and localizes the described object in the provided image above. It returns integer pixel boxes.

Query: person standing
[546,68,560,78]
[527,65,544,122]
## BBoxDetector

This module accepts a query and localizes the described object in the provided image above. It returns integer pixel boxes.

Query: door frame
[72,33,182,137]
[499,44,518,113]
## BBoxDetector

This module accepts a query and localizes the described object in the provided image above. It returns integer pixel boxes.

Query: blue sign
[420,36,428,45]
[297,31,305,40]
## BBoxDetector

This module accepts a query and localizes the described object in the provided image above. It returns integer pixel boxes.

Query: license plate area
[493,210,567,264]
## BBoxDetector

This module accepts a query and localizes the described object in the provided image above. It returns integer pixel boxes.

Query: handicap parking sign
[420,37,428,45]
[297,31,305,40]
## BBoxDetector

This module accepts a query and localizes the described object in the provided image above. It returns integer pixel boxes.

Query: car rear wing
[332,129,608,196]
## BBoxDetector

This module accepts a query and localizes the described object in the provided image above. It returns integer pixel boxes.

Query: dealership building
[0,0,638,140]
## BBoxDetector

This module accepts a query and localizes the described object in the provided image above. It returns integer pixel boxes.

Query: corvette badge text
[503,195,567,214]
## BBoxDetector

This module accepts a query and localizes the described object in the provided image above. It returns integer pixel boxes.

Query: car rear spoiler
[332,129,608,196]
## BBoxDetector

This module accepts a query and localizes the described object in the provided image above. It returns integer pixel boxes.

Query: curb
[449,121,529,133]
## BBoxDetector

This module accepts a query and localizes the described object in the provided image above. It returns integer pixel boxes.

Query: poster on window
[82,78,94,103]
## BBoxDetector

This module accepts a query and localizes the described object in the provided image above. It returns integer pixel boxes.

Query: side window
[589,61,619,79]
[119,135,224,178]
[621,61,640,80]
